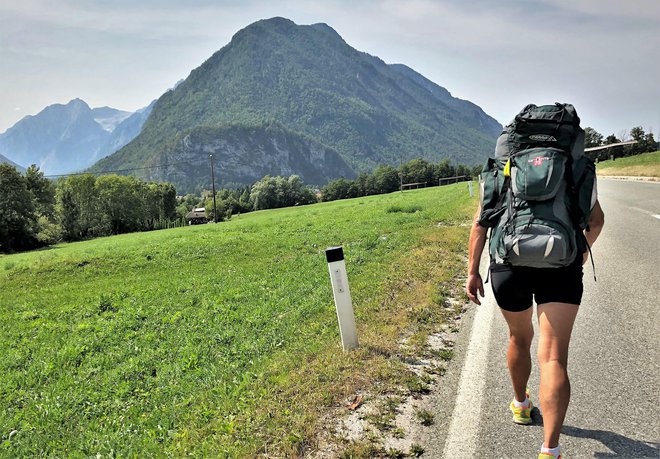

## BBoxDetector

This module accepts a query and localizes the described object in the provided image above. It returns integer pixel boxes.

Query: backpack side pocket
[478,158,507,227]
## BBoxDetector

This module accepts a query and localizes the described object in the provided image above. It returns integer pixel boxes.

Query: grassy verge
[596,150,660,178]
[1,183,476,457]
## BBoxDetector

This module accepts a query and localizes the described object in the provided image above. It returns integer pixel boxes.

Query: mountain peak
[230,17,345,47]
[257,16,296,27]
[66,98,91,109]
[249,16,297,31]
[92,106,132,132]
[231,17,296,40]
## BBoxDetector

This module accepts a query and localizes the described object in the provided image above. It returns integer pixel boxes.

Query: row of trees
[320,159,480,202]
[176,176,318,223]
[0,164,177,253]
[57,175,177,241]
[195,158,480,221]
[1,157,481,253]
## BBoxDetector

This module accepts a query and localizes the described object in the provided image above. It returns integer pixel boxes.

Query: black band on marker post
[325,246,344,263]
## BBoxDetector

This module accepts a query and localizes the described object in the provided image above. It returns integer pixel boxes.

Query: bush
[35,216,63,245]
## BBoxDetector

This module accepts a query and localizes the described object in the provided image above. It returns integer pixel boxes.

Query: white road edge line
[442,274,496,458]
[630,206,660,220]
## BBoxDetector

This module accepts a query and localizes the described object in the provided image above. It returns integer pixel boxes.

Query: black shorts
[489,258,583,312]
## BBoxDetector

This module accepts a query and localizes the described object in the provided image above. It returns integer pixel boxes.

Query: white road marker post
[325,246,359,351]
[468,180,474,197]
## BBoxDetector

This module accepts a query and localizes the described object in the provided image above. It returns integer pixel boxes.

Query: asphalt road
[429,179,660,458]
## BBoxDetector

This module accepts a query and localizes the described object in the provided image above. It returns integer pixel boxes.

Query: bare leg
[537,302,579,448]
[500,306,534,402]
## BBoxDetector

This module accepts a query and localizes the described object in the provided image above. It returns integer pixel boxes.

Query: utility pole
[210,154,218,223]
[399,157,403,192]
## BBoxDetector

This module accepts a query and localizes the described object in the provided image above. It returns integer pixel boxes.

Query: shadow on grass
[562,425,659,458]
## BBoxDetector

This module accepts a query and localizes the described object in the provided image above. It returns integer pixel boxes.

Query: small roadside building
[185,208,209,225]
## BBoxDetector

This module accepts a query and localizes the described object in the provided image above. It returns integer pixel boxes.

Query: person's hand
[466,273,484,305]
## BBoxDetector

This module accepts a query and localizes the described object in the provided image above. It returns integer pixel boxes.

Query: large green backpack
[478,103,597,268]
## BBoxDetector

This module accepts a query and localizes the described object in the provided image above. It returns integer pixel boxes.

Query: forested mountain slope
[93,17,501,191]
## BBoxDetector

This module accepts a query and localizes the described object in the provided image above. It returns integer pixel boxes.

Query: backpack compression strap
[563,153,597,281]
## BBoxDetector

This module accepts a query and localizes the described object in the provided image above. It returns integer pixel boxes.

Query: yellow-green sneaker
[538,453,561,459]
[509,389,533,425]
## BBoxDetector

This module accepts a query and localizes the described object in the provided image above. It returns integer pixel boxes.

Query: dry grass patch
[597,164,660,178]
[307,224,471,457]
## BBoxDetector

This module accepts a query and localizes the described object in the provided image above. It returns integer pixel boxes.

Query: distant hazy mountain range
[91,17,501,192]
[0,153,25,172]
[0,98,154,175]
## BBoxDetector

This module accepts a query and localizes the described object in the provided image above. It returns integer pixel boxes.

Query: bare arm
[583,200,605,264]
[466,207,488,305]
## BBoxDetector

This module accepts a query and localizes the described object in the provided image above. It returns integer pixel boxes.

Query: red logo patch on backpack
[531,156,548,166]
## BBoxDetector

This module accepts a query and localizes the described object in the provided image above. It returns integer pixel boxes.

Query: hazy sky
[1,0,659,138]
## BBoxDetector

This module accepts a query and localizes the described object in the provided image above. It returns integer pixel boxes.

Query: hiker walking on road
[465,103,605,459]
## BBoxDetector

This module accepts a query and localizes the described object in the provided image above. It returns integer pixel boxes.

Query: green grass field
[1,184,476,458]
[596,150,660,178]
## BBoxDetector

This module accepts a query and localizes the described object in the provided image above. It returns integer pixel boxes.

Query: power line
[44,161,193,178]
